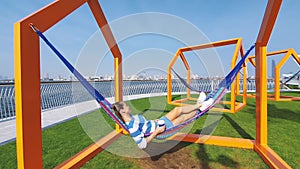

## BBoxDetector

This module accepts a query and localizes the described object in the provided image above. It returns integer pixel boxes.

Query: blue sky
[1,0,299,79]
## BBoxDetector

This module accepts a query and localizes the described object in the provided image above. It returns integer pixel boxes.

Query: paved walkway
[0,93,167,146]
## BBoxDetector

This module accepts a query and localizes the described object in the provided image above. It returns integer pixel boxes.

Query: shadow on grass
[245,100,300,123]
[193,113,253,139]
[142,114,241,169]
[172,95,184,101]
[196,144,210,168]
[195,145,240,169]
[193,113,223,135]
[216,155,240,168]
[223,114,254,139]
[145,141,192,161]
[145,139,240,169]
[267,104,300,123]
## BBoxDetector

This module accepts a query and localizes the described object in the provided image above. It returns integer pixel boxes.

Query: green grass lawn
[0,92,299,168]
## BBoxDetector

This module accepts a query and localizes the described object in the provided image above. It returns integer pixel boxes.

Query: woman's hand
[145,124,166,145]
[155,125,166,134]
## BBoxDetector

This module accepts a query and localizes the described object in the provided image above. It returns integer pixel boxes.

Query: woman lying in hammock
[112,92,214,149]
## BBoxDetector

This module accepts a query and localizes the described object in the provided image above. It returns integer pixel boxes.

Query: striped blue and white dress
[126,114,157,149]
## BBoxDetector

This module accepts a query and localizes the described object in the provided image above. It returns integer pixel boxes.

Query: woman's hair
[112,102,125,123]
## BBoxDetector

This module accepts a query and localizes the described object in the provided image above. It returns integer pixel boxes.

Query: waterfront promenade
[0,79,294,145]
[0,93,166,145]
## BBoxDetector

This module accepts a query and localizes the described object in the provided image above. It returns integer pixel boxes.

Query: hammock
[171,68,203,93]
[30,24,255,139]
[157,44,255,138]
[239,71,252,83]
[172,58,251,93]
[29,24,130,134]
[281,69,300,85]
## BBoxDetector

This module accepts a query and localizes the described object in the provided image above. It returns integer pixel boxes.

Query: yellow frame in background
[167,38,247,113]
[14,0,291,168]
[244,48,300,101]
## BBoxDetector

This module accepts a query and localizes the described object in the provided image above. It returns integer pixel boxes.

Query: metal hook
[29,23,39,32]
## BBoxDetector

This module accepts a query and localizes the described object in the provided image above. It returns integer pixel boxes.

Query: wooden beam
[55,131,122,169]
[254,144,292,169]
[14,0,89,168]
[169,133,255,149]
[256,0,282,46]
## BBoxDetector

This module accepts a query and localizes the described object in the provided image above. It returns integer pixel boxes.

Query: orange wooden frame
[14,0,291,168]
[244,48,300,101]
[254,0,291,168]
[167,38,247,113]
[14,0,122,168]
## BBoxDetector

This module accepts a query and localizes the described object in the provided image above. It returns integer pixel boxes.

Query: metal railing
[0,79,278,122]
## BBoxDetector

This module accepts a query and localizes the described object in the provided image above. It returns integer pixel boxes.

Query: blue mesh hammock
[30,24,255,139]
[281,69,300,85]
[171,68,203,93]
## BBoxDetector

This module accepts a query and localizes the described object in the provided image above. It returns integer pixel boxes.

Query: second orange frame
[244,48,300,101]
[167,38,247,113]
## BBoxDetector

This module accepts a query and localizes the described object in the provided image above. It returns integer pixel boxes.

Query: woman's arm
[145,125,165,143]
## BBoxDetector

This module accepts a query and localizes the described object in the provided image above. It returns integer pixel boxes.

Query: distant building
[191,74,200,80]
[89,76,103,81]
[271,59,276,78]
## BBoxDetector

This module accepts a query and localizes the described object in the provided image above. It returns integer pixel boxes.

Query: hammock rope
[29,24,129,134]
[154,44,255,138]
[171,68,203,93]
[30,24,255,139]
[281,69,300,85]
[172,53,254,93]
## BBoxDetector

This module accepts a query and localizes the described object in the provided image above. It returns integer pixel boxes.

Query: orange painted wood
[55,131,122,169]
[169,133,255,149]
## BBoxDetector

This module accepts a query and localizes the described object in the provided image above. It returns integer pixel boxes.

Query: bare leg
[178,103,202,114]
[164,103,201,121]
[171,110,198,126]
